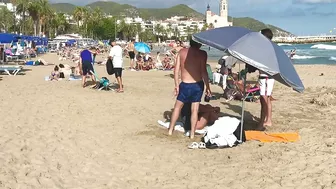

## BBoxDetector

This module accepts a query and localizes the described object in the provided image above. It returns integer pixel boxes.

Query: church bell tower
[220,0,228,22]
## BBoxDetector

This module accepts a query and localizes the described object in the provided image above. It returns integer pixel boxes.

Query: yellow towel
[245,131,300,143]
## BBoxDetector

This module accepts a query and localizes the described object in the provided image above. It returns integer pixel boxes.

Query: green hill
[139,4,204,20]
[50,1,292,36]
[230,17,292,36]
[50,3,76,14]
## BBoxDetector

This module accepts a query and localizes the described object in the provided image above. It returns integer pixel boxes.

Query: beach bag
[106,58,114,75]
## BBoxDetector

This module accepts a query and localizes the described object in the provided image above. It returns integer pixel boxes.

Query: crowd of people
[48,29,276,138]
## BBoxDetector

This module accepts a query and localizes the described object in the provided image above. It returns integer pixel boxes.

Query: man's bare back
[128,43,134,52]
[169,39,212,139]
[178,47,207,83]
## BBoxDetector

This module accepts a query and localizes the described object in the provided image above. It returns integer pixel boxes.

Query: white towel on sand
[203,116,240,147]
[157,120,208,134]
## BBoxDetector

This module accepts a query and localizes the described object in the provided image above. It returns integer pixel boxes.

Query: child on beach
[50,65,60,81]
[257,28,275,131]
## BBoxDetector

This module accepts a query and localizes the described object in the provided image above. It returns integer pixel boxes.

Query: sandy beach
[1,53,336,188]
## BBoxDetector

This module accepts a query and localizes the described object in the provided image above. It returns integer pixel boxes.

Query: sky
[50,0,336,35]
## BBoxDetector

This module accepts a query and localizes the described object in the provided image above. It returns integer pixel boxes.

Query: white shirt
[109,45,123,68]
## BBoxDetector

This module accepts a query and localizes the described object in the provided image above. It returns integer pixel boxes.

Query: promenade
[273,35,336,44]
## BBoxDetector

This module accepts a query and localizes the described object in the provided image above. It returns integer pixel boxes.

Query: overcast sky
[50,0,336,35]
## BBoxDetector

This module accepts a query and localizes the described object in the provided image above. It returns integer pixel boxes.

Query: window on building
[215,20,217,23]
[223,5,225,10]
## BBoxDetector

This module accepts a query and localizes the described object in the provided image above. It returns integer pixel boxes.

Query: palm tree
[12,0,29,34]
[154,24,161,37]
[50,13,68,37]
[201,23,208,31]
[73,6,84,29]
[0,7,15,33]
[193,25,199,34]
[173,27,180,38]
[186,26,192,38]
[37,0,51,36]
[27,0,40,36]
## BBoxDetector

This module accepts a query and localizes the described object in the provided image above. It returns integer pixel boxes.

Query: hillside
[51,1,205,19]
[50,3,76,14]
[230,17,293,37]
[50,1,292,36]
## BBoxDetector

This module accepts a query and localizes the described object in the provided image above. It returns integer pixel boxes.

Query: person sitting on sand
[163,54,172,69]
[50,65,60,81]
[136,53,144,70]
[147,57,154,69]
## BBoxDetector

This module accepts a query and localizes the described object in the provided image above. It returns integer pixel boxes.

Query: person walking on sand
[168,39,211,139]
[109,40,124,93]
[127,39,136,71]
[257,28,275,131]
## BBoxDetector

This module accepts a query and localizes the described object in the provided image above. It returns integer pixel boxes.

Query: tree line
[0,0,212,41]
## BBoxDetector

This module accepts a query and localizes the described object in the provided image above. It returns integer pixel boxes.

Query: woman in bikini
[50,65,60,81]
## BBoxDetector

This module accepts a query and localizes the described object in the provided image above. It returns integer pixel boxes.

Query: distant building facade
[205,0,232,28]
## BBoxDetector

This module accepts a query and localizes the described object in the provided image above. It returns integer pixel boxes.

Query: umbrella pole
[239,70,246,144]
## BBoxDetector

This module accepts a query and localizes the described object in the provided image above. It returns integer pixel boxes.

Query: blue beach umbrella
[193,26,305,143]
[193,26,304,92]
[134,42,151,53]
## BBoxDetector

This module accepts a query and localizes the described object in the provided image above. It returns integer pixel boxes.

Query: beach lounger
[0,66,22,76]
[224,75,260,102]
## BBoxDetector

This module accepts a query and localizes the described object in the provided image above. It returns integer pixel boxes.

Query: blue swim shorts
[177,81,204,103]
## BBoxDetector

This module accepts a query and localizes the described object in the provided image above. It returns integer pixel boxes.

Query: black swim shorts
[114,68,122,78]
[128,51,135,59]
[82,61,93,75]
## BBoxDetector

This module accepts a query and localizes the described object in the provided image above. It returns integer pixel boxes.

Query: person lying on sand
[181,103,220,132]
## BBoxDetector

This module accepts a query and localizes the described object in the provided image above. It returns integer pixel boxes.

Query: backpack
[106,58,114,75]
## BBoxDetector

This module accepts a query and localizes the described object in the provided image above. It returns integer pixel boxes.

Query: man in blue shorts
[79,47,96,87]
[168,39,211,139]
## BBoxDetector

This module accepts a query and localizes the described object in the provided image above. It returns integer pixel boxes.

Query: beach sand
[0,53,336,188]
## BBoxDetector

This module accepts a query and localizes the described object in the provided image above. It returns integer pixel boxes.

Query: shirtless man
[127,39,136,70]
[168,39,211,139]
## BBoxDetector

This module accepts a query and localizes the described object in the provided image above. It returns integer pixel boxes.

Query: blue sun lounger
[0,66,22,76]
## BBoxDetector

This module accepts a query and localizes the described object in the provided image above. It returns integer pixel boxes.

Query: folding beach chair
[0,66,22,76]
[224,75,260,102]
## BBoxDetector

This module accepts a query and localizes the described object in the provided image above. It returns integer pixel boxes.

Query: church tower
[219,0,228,22]
[205,4,211,24]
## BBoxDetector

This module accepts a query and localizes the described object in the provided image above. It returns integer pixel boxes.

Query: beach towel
[203,116,240,147]
[245,131,300,143]
[206,64,213,83]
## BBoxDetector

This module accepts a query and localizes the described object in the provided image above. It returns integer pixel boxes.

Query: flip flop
[199,142,206,149]
[188,142,199,149]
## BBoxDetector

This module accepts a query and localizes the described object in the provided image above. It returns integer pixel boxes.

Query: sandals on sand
[188,142,206,149]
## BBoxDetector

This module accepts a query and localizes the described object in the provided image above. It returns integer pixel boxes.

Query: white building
[205,0,232,28]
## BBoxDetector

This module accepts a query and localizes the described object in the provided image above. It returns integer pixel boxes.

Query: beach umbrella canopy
[193,26,305,143]
[0,33,19,43]
[134,42,151,53]
[193,26,304,93]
